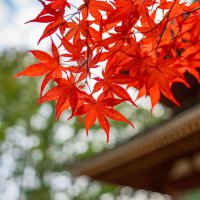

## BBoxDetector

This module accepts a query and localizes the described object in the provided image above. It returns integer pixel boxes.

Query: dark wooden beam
[71,104,200,193]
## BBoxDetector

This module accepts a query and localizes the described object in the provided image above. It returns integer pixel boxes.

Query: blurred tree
[0,50,171,200]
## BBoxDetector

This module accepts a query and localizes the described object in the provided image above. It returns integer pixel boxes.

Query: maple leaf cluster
[15,0,200,142]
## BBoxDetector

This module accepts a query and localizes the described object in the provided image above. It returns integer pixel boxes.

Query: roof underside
[71,103,200,193]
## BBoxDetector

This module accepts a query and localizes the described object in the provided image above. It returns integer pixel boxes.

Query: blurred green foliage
[0,50,171,200]
[0,51,37,136]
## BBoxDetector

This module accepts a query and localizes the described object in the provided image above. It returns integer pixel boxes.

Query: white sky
[0,0,84,52]
[0,0,49,51]
[0,0,193,51]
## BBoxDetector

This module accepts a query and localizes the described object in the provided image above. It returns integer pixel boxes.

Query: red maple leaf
[80,0,113,20]
[15,0,200,141]
[15,40,65,95]
[38,75,88,119]
[75,97,133,142]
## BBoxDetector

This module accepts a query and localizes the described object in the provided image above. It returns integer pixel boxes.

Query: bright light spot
[100,193,115,200]
[67,185,81,197]
[0,181,20,200]
[74,176,90,190]
[136,96,152,110]
[39,104,53,118]
[54,193,70,200]
[152,103,165,118]
[121,186,134,196]
[22,167,40,189]
[54,124,75,143]
[75,141,89,154]
[50,174,71,191]
[30,114,48,131]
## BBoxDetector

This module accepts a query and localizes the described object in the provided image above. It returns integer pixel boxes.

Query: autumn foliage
[15,0,200,141]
